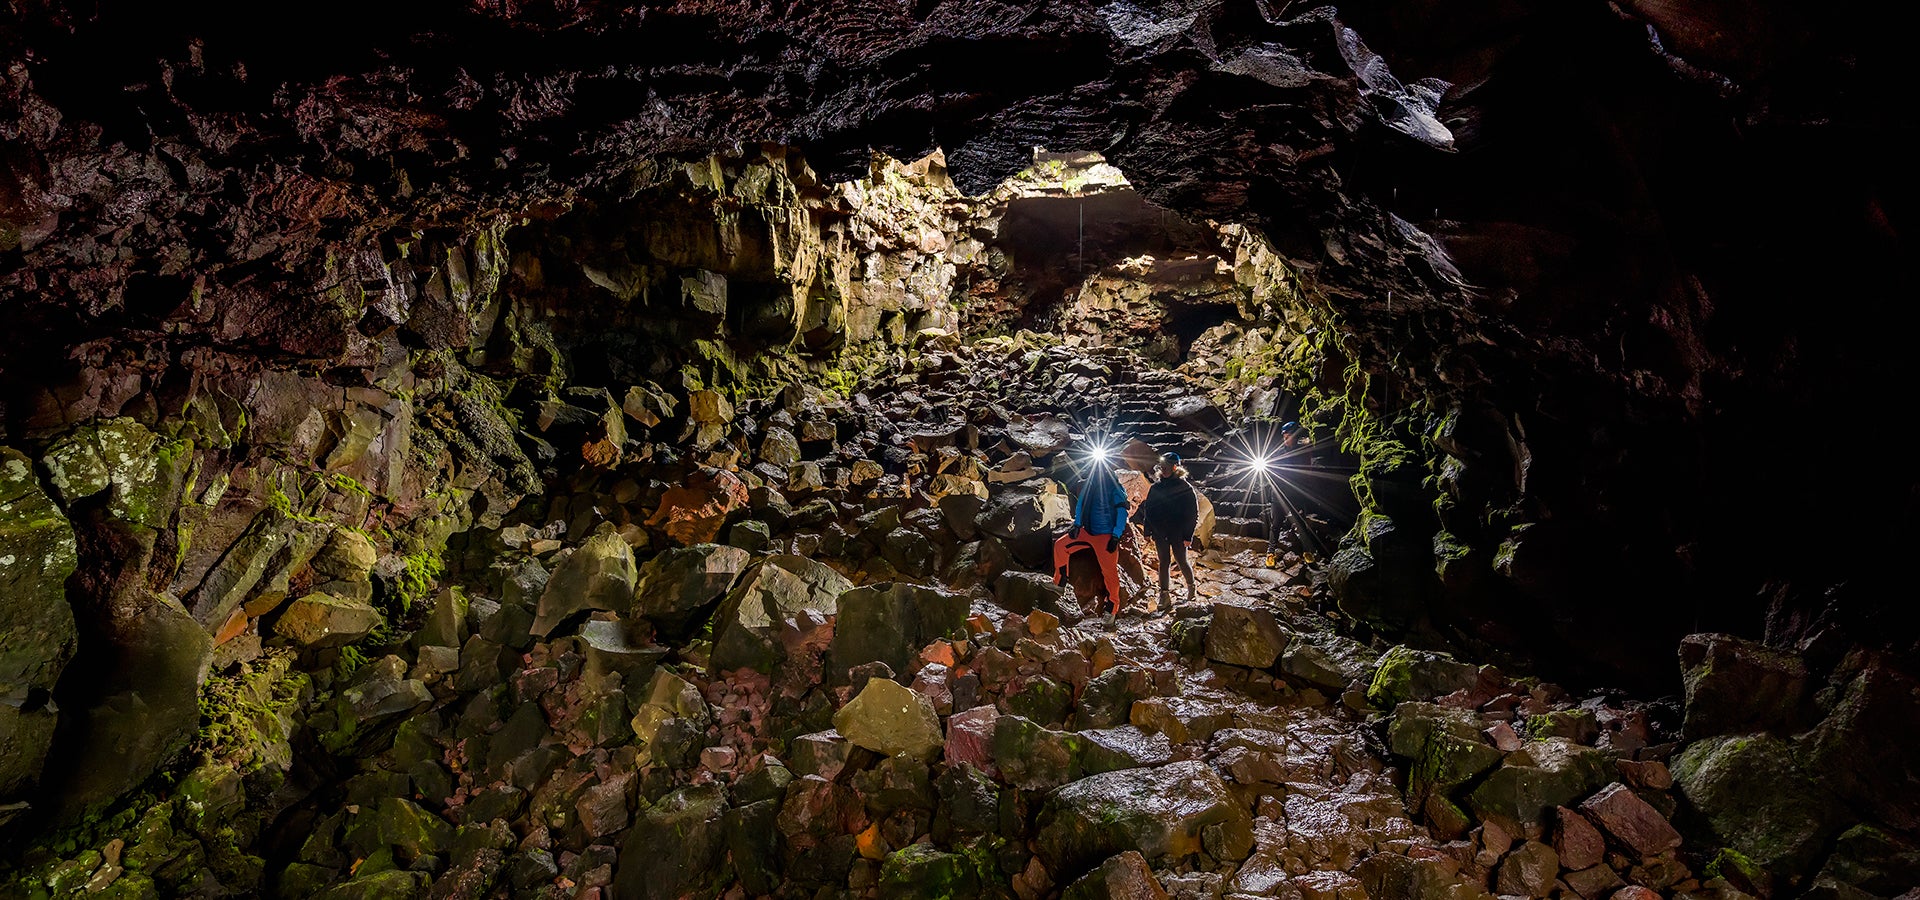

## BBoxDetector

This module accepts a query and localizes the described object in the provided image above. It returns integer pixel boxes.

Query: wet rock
[310,527,379,603]
[1673,732,1845,876]
[831,581,969,676]
[1580,782,1681,859]
[1494,840,1558,897]
[1129,696,1230,744]
[1035,760,1253,875]
[1076,665,1151,730]
[628,668,711,768]
[1388,702,1504,803]
[530,528,638,637]
[725,798,782,895]
[1562,863,1625,899]
[1466,738,1611,830]
[646,467,749,545]
[274,591,383,648]
[833,678,944,761]
[1794,653,1920,833]
[994,570,1070,615]
[1814,824,1920,898]
[314,870,429,900]
[55,596,215,817]
[975,480,1073,567]
[711,554,852,672]
[1679,633,1808,740]
[944,705,1001,776]
[1078,726,1173,774]
[0,448,79,799]
[726,519,772,553]
[342,796,455,864]
[614,783,727,900]
[1367,645,1483,708]
[759,426,802,467]
[1554,805,1607,870]
[994,715,1083,789]
[790,731,858,781]
[879,843,984,899]
[632,543,751,637]
[1279,630,1378,692]
[1204,602,1289,668]
[1062,850,1170,900]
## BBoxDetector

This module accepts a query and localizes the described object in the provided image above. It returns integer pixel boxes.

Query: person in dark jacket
[1135,452,1200,609]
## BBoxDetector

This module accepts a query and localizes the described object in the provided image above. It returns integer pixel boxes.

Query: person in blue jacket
[1053,461,1132,621]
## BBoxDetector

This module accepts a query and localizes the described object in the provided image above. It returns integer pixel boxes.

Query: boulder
[633,543,751,637]
[1679,633,1808,739]
[1494,840,1559,898]
[974,480,1072,568]
[831,582,969,677]
[1035,761,1253,876]
[1062,851,1170,900]
[1280,630,1378,691]
[1367,645,1483,707]
[614,783,727,900]
[646,467,749,545]
[879,843,984,900]
[833,678,943,761]
[710,555,852,672]
[52,595,214,818]
[1674,732,1846,877]
[274,592,383,648]
[994,570,1070,615]
[1794,652,1920,833]
[530,528,637,636]
[628,668,711,768]
[1553,805,1607,871]
[1387,702,1504,803]
[1466,738,1611,831]
[1579,782,1681,859]
[993,715,1083,790]
[759,426,802,467]
[0,448,80,799]
[1203,603,1289,668]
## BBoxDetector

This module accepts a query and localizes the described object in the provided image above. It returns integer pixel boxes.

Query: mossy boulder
[1465,738,1610,831]
[632,543,751,638]
[0,447,80,799]
[878,843,986,899]
[1203,602,1289,669]
[829,581,967,677]
[1387,702,1504,802]
[273,592,382,648]
[530,527,637,637]
[614,783,728,900]
[1366,645,1482,707]
[1673,732,1848,878]
[833,678,943,761]
[1035,761,1252,878]
[710,554,852,672]
[1678,632,1808,740]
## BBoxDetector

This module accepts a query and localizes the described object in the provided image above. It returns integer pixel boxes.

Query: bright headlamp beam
[1088,444,1112,463]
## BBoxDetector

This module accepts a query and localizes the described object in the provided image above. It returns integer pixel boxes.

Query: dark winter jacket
[1137,474,1199,542]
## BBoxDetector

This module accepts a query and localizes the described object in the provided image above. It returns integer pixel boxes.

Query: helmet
[1158,452,1181,465]
[1279,421,1299,433]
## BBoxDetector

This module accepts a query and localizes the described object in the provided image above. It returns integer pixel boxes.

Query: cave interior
[0,3,1915,900]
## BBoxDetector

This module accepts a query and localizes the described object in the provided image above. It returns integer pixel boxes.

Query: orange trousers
[1052,527,1124,615]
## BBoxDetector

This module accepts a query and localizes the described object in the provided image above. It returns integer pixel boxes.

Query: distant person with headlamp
[1136,452,1200,610]
[1053,449,1132,624]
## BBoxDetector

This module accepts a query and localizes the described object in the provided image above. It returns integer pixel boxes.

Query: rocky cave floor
[2,337,1897,900]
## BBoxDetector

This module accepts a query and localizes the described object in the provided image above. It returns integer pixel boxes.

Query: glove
[1106,535,1120,553]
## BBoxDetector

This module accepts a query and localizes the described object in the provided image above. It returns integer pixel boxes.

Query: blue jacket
[1074,466,1130,538]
